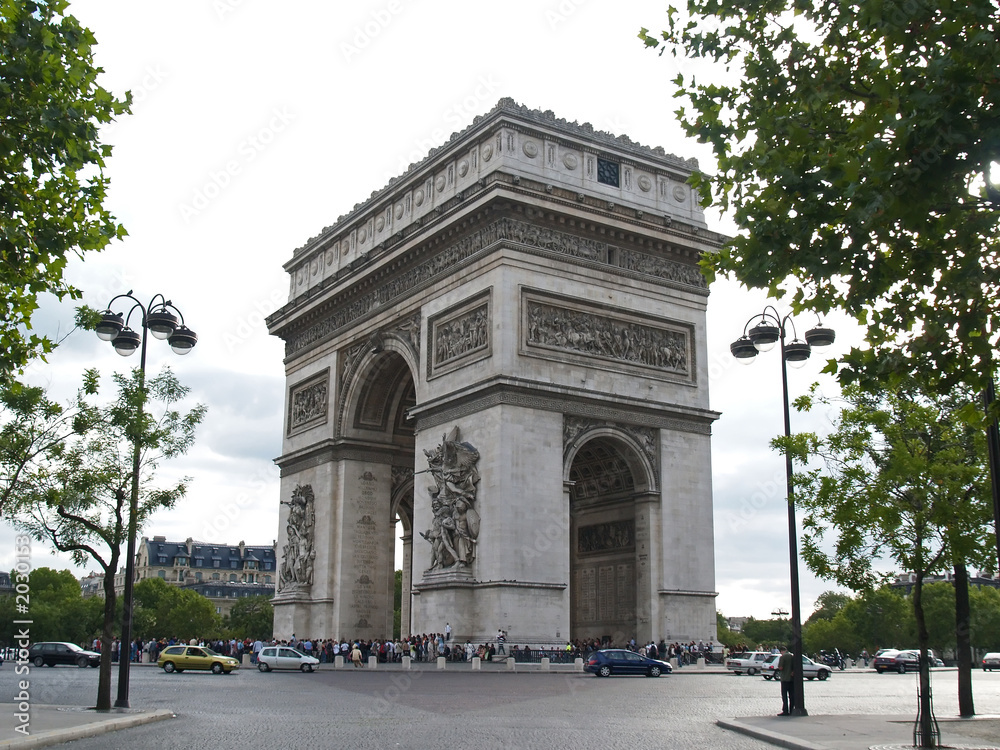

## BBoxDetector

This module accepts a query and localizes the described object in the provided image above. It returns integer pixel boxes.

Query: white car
[982,653,1000,672]
[725,651,773,676]
[257,646,319,672]
[761,653,831,681]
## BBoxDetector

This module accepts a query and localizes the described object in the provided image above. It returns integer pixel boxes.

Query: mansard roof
[142,537,276,567]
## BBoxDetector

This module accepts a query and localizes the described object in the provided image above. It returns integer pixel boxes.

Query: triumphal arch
[266,100,722,646]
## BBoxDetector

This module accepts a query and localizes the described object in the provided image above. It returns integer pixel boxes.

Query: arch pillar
[634,491,661,645]
[400,530,413,638]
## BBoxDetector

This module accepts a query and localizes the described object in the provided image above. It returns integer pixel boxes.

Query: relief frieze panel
[428,291,491,378]
[577,520,635,555]
[287,371,329,435]
[284,217,705,356]
[525,294,691,379]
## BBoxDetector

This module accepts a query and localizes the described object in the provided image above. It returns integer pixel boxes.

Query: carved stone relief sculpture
[278,484,316,593]
[419,427,481,571]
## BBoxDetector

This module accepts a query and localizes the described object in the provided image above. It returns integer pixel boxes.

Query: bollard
[541,657,550,671]
[402,656,411,670]
[574,657,584,672]
[508,657,517,671]
[437,656,446,670]
[368,655,377,669]
[698,657,706,669]
[472,657,481,671]
[335,655,344,669]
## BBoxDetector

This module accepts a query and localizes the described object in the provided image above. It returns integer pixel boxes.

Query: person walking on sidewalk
[776,645,795,716]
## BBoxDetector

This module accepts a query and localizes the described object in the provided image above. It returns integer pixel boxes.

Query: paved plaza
[2,664,999,749]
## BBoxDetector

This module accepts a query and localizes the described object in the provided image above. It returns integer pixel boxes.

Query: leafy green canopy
[0,0,129,382]
[642,1,1000,393]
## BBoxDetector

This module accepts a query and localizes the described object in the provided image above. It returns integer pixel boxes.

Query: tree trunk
[96,573,117,711]
[954,562,974,716]
[912,578,935,747]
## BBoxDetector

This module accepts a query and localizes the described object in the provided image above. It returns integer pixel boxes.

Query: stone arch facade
[267,100,721,645]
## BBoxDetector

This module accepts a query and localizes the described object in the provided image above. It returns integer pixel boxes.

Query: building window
[597,158,620,187]
[157,571,165,579]
[195,572,202,581]
[212,573,220,580]
[213,560,220,568]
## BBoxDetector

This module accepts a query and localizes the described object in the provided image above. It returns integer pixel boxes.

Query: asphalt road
[4,664,999,749]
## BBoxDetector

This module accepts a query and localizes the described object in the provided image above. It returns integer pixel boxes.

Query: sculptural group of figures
[279,484,316,591]
[420,427,481,571]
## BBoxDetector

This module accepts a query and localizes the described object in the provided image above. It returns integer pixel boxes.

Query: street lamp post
[95,291,197,708]
[730,306,835,718]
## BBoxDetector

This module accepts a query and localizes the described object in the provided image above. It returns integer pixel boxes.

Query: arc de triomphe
[266,99,722,645]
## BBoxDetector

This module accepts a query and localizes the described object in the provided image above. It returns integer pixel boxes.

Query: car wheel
[875,668,883,673]
[763,674,773,681]
[649,665,661,678]
[163,662,176,673]
[211,662,224,675]
[258,662,270,672]
[897,663,905,674]
[32,656,45,668]
[818,670,829,681]
[77,656,89,668]
[746,667,757,676]
[598,665,612,677]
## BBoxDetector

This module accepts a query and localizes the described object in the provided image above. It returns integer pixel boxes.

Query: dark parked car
[873,649,900,673]
[585,649,672,677]
[28,642,100,668]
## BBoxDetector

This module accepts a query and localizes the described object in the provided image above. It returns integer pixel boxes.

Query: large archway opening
[568,436,642,646]
[345,348,415,639]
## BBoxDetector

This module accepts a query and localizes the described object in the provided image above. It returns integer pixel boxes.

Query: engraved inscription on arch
[428,291,492,379]
[287,371,329,435]
[578,520,635,555]
[523,291,692,380]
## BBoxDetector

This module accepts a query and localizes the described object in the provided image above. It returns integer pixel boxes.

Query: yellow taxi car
[157,645,240,674]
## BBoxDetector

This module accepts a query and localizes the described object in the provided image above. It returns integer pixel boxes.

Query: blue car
[585,649,672,677]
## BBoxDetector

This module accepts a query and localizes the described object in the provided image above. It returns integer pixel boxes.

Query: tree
[0,0,130,383]
[225,596,273,641]
[0,367,205,710]
[783,381,992,732]
[970,586,1000,652]
[805,590,851,625]
[741,616,791,647]
[0,567,101,644]
[833,587,912,653]
[640,1,1000,397]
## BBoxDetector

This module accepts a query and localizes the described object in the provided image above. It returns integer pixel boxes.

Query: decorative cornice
[411,378,717,435]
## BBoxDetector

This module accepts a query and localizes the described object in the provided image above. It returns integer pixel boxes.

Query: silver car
[762,653,831,681]
[257,645,319,672]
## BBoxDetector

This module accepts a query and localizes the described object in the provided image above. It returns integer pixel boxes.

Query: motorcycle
[818,650,847,670]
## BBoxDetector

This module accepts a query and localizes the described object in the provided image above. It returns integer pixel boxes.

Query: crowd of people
[79,633,723,666]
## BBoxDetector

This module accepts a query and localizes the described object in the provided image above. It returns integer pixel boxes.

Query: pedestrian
[445,623,452,641]
[351,643,363,668]
[776,645,795,716]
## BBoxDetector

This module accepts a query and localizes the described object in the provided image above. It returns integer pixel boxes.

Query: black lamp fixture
[730,305,835,717]
[94,291,196,709]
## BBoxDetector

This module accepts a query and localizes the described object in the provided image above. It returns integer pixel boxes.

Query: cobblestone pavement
[2,665,998,749]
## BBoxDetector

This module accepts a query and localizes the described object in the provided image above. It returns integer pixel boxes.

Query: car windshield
[65,644,83,652]
[202,648,221,656]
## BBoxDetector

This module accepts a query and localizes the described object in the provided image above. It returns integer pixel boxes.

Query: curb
[716,718,829,750]
[0,709,174,750]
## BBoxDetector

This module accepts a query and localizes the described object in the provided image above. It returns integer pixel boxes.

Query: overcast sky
[2,0,885,622]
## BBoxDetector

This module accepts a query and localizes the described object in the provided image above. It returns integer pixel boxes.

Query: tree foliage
[0,566,102,644]
[0,0,130,382]
[641,1,1000,395]
[225,595,273,641]
[0,367,205,709]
